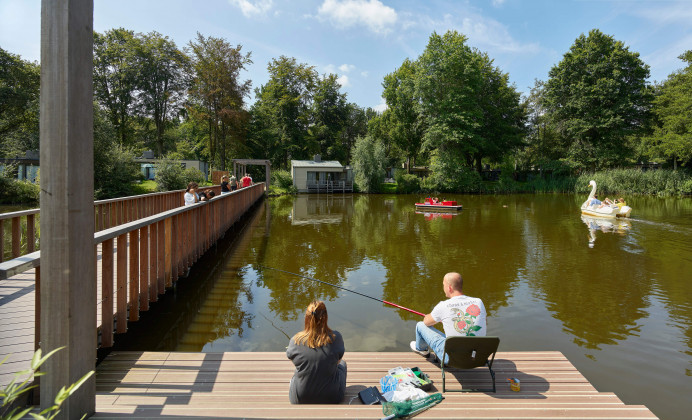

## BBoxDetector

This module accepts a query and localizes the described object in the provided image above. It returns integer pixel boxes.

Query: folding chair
[441,336,500,392]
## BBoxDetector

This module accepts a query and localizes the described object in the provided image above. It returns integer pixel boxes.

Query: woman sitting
[287,300,347,404]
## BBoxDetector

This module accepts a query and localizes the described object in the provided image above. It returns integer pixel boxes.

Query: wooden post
[39,0,96,417]
[27,214,36,252]
[139,226,149,311]
[101,239,113,348]
[116,234,127,333]
[128,230,139,321]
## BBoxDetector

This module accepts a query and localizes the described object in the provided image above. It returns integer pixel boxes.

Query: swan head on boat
[582,180,597,208]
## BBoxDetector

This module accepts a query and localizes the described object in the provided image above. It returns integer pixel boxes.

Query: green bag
[381,393,444,419]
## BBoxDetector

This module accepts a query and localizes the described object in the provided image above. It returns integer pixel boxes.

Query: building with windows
[290,155,353,193]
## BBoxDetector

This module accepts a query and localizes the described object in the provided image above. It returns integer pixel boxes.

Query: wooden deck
[92,351,657,419]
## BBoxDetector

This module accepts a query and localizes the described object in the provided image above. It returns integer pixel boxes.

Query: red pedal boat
[415,197,463,212]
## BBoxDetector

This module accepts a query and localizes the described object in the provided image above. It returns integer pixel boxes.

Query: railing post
[101,239,113,347]
[12,217,20,258]
[116,234,127,333]
[128,230,139,321]
[139,226,149,311]
[149,222,158,302]
[27,214,35,253]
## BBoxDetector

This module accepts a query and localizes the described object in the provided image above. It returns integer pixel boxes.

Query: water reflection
[415,211,459,221]
[581,214,631,248]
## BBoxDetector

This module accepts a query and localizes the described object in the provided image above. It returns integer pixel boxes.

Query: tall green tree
[642,50,692,169]
[382,58,423,173]
[253,56,317,168]
[187,33,252,171]
[415,31,524,175]
[519,79,566,174]
[93,28,141,146]
[312,74,348,162]
[0,47,40,157]
[136,32,190,156]
[351,135,386,193]
[544,29,652,170]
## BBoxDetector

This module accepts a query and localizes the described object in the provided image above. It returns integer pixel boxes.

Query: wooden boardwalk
[92,351,657,419]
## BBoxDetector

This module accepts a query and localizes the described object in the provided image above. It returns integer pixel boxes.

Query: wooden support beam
[39,0,96,417]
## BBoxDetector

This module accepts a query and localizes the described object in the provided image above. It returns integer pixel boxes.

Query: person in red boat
[410,272,487,364]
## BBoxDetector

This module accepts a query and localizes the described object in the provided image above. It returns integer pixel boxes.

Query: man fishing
[410,272,487,364]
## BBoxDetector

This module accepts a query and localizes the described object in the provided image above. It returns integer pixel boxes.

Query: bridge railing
[0,183,264,351]
[0,185,223,262]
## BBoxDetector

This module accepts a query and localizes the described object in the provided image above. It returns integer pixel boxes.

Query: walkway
[92,351,657,419]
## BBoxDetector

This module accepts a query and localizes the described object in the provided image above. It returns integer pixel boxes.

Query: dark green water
[117,194,692,419]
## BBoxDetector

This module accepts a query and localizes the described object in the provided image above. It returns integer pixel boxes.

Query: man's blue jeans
[415,322,449,364]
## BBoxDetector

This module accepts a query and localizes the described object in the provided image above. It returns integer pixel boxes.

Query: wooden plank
[139,226,148,311]
[12,216,20,258]
[27,214,35,253]
[91,351,657,419]
[116,234,127,334]
[101,239,114,348]
[128,230,139,322]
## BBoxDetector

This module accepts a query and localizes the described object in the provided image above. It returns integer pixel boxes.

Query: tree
[415,31,524,175]
[93,28,141,146]
[311,74,348,162]
[0,47,40,157]
[252,56,318,168]
[544,29,652,170]
[187,33,252,171]
[351,135,386,193]
[136,32,190,156]
[382,58,423,173]
[642,50,692,169]
[517,80,566,175]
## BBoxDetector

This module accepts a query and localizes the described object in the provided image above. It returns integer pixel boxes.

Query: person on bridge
[287,300,347,404]
[220,175,231,194]
[241,173,252,188]
[410,272,487,364]
[184,182,199,206]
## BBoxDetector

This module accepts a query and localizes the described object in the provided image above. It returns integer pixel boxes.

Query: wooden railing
[0,186,224,262]
[0,183,264,351]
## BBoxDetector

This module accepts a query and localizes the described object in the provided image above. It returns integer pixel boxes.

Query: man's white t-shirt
[430,295,487,337]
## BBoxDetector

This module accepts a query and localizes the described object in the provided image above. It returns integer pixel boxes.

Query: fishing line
[259,265,425,317]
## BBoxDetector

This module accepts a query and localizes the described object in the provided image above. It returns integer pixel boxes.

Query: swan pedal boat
[581,180,632,218]
[415,198,463,212]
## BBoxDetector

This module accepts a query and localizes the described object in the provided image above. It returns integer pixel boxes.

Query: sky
[1,0,691,112]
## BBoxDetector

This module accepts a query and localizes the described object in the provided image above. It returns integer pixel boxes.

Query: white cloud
[632,3,692,24]
[317,0,398,35]
[421,12,540,55]
[373,98,388,113]
[491,0,506,7]
[323,64,338,74]
[337,74,350,87]
[229,0,274,18]
[361,71,369,78]
[339,64,355,73]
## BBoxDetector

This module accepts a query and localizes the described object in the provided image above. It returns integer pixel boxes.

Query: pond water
[116,193,692,419]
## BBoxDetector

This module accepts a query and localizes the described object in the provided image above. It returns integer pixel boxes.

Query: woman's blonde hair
[292,300,335,348]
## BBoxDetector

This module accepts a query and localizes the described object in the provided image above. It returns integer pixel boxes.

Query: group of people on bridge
[286,272,486,404]
[183,173,254,206]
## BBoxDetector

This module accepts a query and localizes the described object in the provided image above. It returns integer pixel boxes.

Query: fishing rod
[260,265,425,317]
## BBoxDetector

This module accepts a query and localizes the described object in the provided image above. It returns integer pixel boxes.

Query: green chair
[441,336,500,393]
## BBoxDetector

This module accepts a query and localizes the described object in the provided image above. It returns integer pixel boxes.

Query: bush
[183,167,204,185]
[0,177,39,205]
[154,155,186,191]
[395,171,421,193]
[94,145,141,199]
[271,169,295,189]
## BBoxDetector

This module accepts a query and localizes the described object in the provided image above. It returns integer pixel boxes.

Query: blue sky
[1,0,691,111]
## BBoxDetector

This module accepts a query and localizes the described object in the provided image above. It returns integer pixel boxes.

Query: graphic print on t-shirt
[449,303,483,336]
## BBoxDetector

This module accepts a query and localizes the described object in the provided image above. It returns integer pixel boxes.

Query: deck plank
[91,351,658,419]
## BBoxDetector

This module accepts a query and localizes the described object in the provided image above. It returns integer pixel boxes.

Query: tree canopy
[642,50,692,169]
[544,29,652,170]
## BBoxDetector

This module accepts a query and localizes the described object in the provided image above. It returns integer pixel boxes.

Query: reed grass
[575,168,692,196]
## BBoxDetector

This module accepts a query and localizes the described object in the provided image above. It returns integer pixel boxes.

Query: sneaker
[410,341,429,357]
